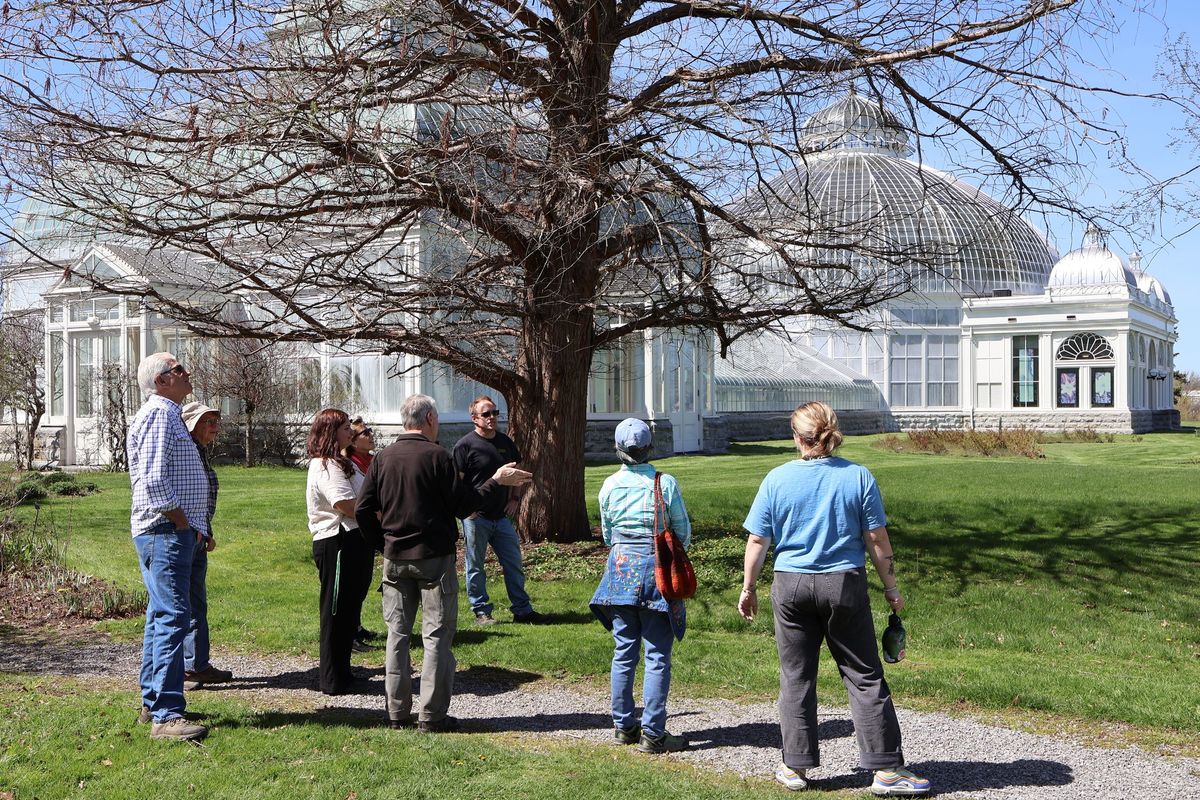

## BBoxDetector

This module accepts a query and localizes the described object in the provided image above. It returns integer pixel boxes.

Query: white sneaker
[871,767,930,796]
[775,764,808,791]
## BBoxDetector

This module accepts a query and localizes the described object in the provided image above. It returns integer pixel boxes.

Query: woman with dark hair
[345,416,380,650]
[306,408,375,695]
[738,401,929,796]
[589,418,692,754]
[347,416,376,474]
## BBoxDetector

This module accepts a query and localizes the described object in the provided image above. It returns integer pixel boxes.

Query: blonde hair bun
[790,401,844,458]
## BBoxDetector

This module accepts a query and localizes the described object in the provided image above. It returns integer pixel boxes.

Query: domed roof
[1047,224,1137,291]
[1129,251,1173,305]
[735,94,1057,296]
[798,92,913,156]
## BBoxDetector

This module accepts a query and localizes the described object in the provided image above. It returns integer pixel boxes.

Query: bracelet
[883,585,900,593]
[740,587,756,594]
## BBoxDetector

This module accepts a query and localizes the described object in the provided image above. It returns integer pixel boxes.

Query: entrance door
[663,336,703,452]
[69,332,123,465]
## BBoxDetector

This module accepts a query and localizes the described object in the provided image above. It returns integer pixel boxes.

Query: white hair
[137,352,177,398]
[400,394,437,430]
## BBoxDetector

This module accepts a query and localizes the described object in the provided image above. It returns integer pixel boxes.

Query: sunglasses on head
[475,409,501,419]
[158,364,187,377]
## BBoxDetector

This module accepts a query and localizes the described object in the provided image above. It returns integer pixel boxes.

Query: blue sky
[1049,1,1200,373]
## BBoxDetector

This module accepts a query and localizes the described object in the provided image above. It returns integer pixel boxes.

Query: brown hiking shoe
[150,717,208,741]
[184,665,234,684]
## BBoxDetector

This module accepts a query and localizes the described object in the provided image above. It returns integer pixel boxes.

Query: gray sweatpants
[772,569,904,771]
[381,555,458,724]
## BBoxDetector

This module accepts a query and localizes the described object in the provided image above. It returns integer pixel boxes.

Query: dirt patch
[0,569,144,629]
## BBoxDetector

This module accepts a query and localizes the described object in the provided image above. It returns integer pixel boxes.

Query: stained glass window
[1092,368,1114,408]
[1057,368,1079,408]
[1012,335,1038,407]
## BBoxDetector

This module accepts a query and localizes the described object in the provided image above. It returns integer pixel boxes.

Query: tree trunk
[508,314,596,544]
[8,406,25,470]
[244,410,255,467]
[24,401,43,470]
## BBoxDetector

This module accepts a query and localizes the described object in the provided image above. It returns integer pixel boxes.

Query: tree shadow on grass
[811,758,1072,794]
[889,500,1200,615]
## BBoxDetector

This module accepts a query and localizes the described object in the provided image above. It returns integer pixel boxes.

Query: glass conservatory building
[720,94,1178,435]
[0,94,1180,467]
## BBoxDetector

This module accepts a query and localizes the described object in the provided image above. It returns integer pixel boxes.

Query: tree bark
[244,408,255,467]
[508,312,596,544]
[24,401,44,471]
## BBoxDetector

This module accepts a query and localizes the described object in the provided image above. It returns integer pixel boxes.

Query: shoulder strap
[653,472,665,534]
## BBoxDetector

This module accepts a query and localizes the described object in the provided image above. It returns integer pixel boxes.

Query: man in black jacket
[357,393,530,733]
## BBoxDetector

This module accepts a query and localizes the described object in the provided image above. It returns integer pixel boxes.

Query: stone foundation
[716,410,886,443]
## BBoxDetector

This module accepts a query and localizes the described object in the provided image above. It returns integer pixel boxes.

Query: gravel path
[3,629,1197,799]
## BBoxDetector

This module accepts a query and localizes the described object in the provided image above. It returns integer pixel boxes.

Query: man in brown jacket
[356,394,530,732]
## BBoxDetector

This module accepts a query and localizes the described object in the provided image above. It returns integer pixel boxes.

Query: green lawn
[14,432,1199,732]
[4,432,1199,797]
[0,676,788,800]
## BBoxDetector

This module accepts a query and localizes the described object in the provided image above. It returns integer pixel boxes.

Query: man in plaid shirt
[128,352,210,742]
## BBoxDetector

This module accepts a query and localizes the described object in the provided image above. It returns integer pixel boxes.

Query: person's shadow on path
[810,759,1072,795]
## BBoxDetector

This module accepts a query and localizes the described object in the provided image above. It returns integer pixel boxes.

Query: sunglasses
[474,410,501,419]
[353,428,374,439]
[158,364,187,377]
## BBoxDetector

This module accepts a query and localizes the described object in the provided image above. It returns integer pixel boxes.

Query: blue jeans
[462,516,532,617]
[184,539,210,673]
[135,524,196,723]
[609,606,674,738]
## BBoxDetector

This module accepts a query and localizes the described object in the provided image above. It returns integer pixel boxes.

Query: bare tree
[96,364,130,472]
[0,0,1137,539]
[192,339,310,467]
[0,311,46,469]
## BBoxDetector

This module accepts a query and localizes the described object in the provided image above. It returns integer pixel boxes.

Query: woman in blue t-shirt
[738,402,930,797]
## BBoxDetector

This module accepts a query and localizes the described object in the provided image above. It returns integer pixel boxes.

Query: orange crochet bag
[653,472,696,601]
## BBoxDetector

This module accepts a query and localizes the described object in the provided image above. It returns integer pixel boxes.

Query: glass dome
[798,92,913,156]
[736,95,1057,297]
[6,198,98,264]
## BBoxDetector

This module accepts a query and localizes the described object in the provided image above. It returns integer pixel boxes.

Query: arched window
[1056,333,1114,361]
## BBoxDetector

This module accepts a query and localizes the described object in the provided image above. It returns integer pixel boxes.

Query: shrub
[0,508,63,573]
[40,471,76,487]
[3,471,100,504]
[54,480,98,497]
[872,427,1044,458]
[908,430,947,454]
[12,476,48,504]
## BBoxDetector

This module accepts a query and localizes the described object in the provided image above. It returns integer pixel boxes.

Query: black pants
[313,527,375,694]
